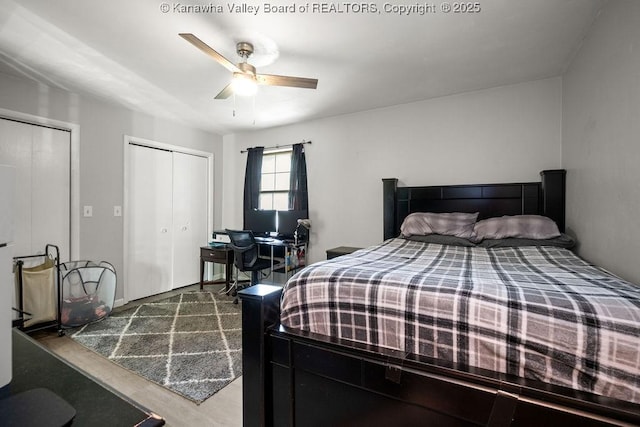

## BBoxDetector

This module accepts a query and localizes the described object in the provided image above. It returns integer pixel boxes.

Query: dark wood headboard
[383,170,566,240]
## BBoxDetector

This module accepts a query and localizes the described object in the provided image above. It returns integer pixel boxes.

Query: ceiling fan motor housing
[236,42,254,59]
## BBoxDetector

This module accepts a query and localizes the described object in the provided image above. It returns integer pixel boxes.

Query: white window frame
[259,148,292,211]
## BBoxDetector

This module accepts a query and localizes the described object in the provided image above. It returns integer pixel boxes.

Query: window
[259,149,291,210]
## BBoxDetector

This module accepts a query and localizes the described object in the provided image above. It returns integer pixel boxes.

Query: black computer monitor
[244,209,277,237]
[276,210,308,239]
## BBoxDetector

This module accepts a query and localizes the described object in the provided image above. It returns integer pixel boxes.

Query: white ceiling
[0,0,604,135]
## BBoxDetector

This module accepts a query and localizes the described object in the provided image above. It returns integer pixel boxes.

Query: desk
[209,231,307,284]
[200,245,234,292]
[254,238,307,279]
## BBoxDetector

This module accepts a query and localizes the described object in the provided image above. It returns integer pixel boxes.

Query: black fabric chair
[225,229,272,303]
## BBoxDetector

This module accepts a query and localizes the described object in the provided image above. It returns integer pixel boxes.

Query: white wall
[0,71,224,301]
[562,1,640,283]
[223,77,562,264]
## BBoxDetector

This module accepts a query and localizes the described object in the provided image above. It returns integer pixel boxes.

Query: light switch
[114,206,122,217]
[83,206,93,217]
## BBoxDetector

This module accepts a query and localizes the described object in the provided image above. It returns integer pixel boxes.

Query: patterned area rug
[70,290,241,404]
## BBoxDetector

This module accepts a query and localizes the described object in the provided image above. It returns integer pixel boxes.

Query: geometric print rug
[70,290,241,404]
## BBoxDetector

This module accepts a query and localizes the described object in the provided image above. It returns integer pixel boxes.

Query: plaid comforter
[280,238,640,403]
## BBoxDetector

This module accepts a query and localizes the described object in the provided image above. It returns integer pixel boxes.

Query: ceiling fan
[179,33,318,99]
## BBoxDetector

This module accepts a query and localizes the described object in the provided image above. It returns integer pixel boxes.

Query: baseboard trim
[115,272,226,307]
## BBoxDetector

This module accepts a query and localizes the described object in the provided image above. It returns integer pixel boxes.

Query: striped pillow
[400,212,479,240]
[473,215,561,242]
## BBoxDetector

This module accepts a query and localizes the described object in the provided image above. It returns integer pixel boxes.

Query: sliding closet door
[172,152,208,289]
[0,119,70,260]
[126,142,210,300]
[30,126,70,260]
[127,145,173,300]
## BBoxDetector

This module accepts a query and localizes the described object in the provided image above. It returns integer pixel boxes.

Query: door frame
[123,135,214,304]
[0,108,80,260]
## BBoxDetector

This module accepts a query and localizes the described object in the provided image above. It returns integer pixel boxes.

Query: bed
[238,170,640,426]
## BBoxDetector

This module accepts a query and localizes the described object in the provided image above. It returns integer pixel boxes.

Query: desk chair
[226,229,272,304]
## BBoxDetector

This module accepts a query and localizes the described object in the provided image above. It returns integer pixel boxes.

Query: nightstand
[326,246,363,260]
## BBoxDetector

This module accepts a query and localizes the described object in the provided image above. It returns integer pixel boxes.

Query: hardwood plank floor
[33,284,243,427]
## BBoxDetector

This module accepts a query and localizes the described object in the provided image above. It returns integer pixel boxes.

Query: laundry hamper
[60,261,116,328]
[13,244,63,334]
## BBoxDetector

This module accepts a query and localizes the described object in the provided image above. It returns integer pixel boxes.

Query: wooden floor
[33,284,243,427]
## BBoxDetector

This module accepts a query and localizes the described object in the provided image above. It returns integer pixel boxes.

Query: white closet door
[127,145,173,300]
[172,152,208,289]
[0,119,70,260]
[0,119,30,256]
[30,126,70,261]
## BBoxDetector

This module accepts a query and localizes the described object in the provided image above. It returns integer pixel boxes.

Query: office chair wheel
[233,297,239,305]
[231,290,237,297]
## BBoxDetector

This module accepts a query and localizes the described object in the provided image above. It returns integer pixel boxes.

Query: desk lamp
[294,219,311,245]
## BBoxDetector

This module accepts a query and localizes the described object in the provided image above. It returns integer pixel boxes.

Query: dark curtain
[289,143,308,212]
[243,146,264,227]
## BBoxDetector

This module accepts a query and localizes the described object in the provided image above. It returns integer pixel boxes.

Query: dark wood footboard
[238,285,283,426]
[239,286,640,427]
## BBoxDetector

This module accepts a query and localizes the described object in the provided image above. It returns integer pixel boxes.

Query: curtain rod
[240,140,311,154]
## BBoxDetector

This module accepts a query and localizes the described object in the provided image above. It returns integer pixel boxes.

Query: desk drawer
[201,247,231,263]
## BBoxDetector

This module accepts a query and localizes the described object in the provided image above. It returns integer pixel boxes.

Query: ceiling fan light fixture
[180,34,318,101]
[231,72,258,96]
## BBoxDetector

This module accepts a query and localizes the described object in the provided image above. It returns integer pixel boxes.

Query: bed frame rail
[239,285,640,426]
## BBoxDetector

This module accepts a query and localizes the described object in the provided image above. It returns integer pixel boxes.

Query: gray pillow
[472,215,560,242]
[400,212,479,240]
[403,234,477,247]
[478,233,575,249]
